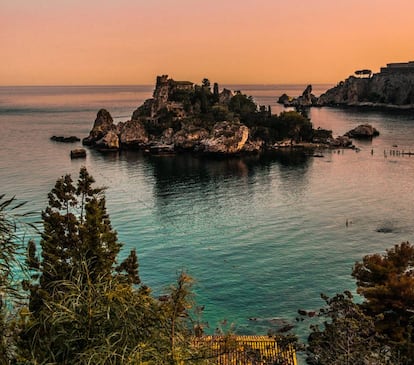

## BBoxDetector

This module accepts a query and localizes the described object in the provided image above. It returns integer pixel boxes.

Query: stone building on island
[380,61,414,74]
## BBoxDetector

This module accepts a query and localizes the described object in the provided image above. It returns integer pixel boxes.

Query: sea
[1,84,414,359]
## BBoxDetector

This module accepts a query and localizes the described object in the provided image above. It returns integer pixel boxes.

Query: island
[83,75,353,155]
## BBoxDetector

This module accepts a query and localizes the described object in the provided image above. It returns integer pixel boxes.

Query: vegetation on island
[136,77,315,146]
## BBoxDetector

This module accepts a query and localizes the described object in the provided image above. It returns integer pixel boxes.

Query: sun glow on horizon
[1,0,414,86]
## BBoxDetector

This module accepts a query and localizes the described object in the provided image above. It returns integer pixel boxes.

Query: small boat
[149,144,175,155]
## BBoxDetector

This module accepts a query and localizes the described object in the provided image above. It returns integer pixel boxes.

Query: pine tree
[20,168,145,363]
[18,168,203,365]
[0,195,27,363]
[352,242,414,361]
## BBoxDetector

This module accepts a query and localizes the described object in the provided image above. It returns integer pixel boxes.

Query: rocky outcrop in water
[345,124,379,139]
[83,109,115,146]
[70,148,86,159]
[277,85,318,107]
[51,136,80,143]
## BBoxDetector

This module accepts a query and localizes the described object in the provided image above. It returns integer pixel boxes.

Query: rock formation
[277,85,318,107]
[83,109,115,146]
[118,120,149,148]
[200,122,249,154]
[317,61,414,108]
[51,136,80,143]
[70,148,86,159]
[345,124,379,139]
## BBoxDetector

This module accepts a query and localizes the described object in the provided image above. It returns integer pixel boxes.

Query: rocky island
[83,75,352,155]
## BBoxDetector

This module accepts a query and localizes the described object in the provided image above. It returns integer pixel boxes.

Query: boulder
[118,119,149,148]
[83,109,115,146]
[200,121,249,154]
[345,124,379,139]
[70,148,86,159]
[160,127,174,145]
[95,130,120,150]
[241,138,264,153]
[173,125,209,150]
[277,93,291,105]
[329,135,353,148]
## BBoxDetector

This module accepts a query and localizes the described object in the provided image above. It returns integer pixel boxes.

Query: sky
[1,0,414,85]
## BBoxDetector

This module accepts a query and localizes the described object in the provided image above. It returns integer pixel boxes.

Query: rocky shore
[83,75,356,156]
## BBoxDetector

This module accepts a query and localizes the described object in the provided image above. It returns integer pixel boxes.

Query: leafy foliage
[17,168,207,365]
[352,242,414,363]
[0,195,28,364]
[306,291,387,365]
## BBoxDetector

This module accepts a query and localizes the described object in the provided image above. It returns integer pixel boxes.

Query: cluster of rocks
[82,109,253,155]
[278,85,318,107]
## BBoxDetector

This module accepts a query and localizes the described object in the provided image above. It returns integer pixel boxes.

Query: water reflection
[146,152,311,198]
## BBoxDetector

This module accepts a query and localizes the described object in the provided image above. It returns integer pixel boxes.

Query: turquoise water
[1,84,414,352]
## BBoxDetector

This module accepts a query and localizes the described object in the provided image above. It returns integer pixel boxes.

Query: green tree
[0,195,28,364]
[306,292,387,365]
[228,93,257,120]
[18,168,203,365]
[19,168,144,363]
[352,242,414,361]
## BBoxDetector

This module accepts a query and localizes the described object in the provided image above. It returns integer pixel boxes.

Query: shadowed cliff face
[317,72,414,107]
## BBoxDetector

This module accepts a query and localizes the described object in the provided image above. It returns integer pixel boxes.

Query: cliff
[318,62,414,108]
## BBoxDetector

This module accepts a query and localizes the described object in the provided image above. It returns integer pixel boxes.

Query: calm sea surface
[1,84,414,353]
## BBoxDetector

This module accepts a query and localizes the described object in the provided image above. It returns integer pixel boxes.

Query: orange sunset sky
[1,0,414,86]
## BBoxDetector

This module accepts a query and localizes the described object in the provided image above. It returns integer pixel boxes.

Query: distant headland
[83,75,356,155]
[279,61,414,110]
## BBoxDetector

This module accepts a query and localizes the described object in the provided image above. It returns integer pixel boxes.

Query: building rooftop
[194,335,297,365]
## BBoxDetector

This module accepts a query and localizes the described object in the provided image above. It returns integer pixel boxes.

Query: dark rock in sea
[51,135,80,143]
[298,309,308,316]
[277,93,291,105]
[376,227,393,233]
[70,148,86,159]
[277,324,294,333]
[277,85,318,107]
[83,109,115,146]
[345,124,380,139]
